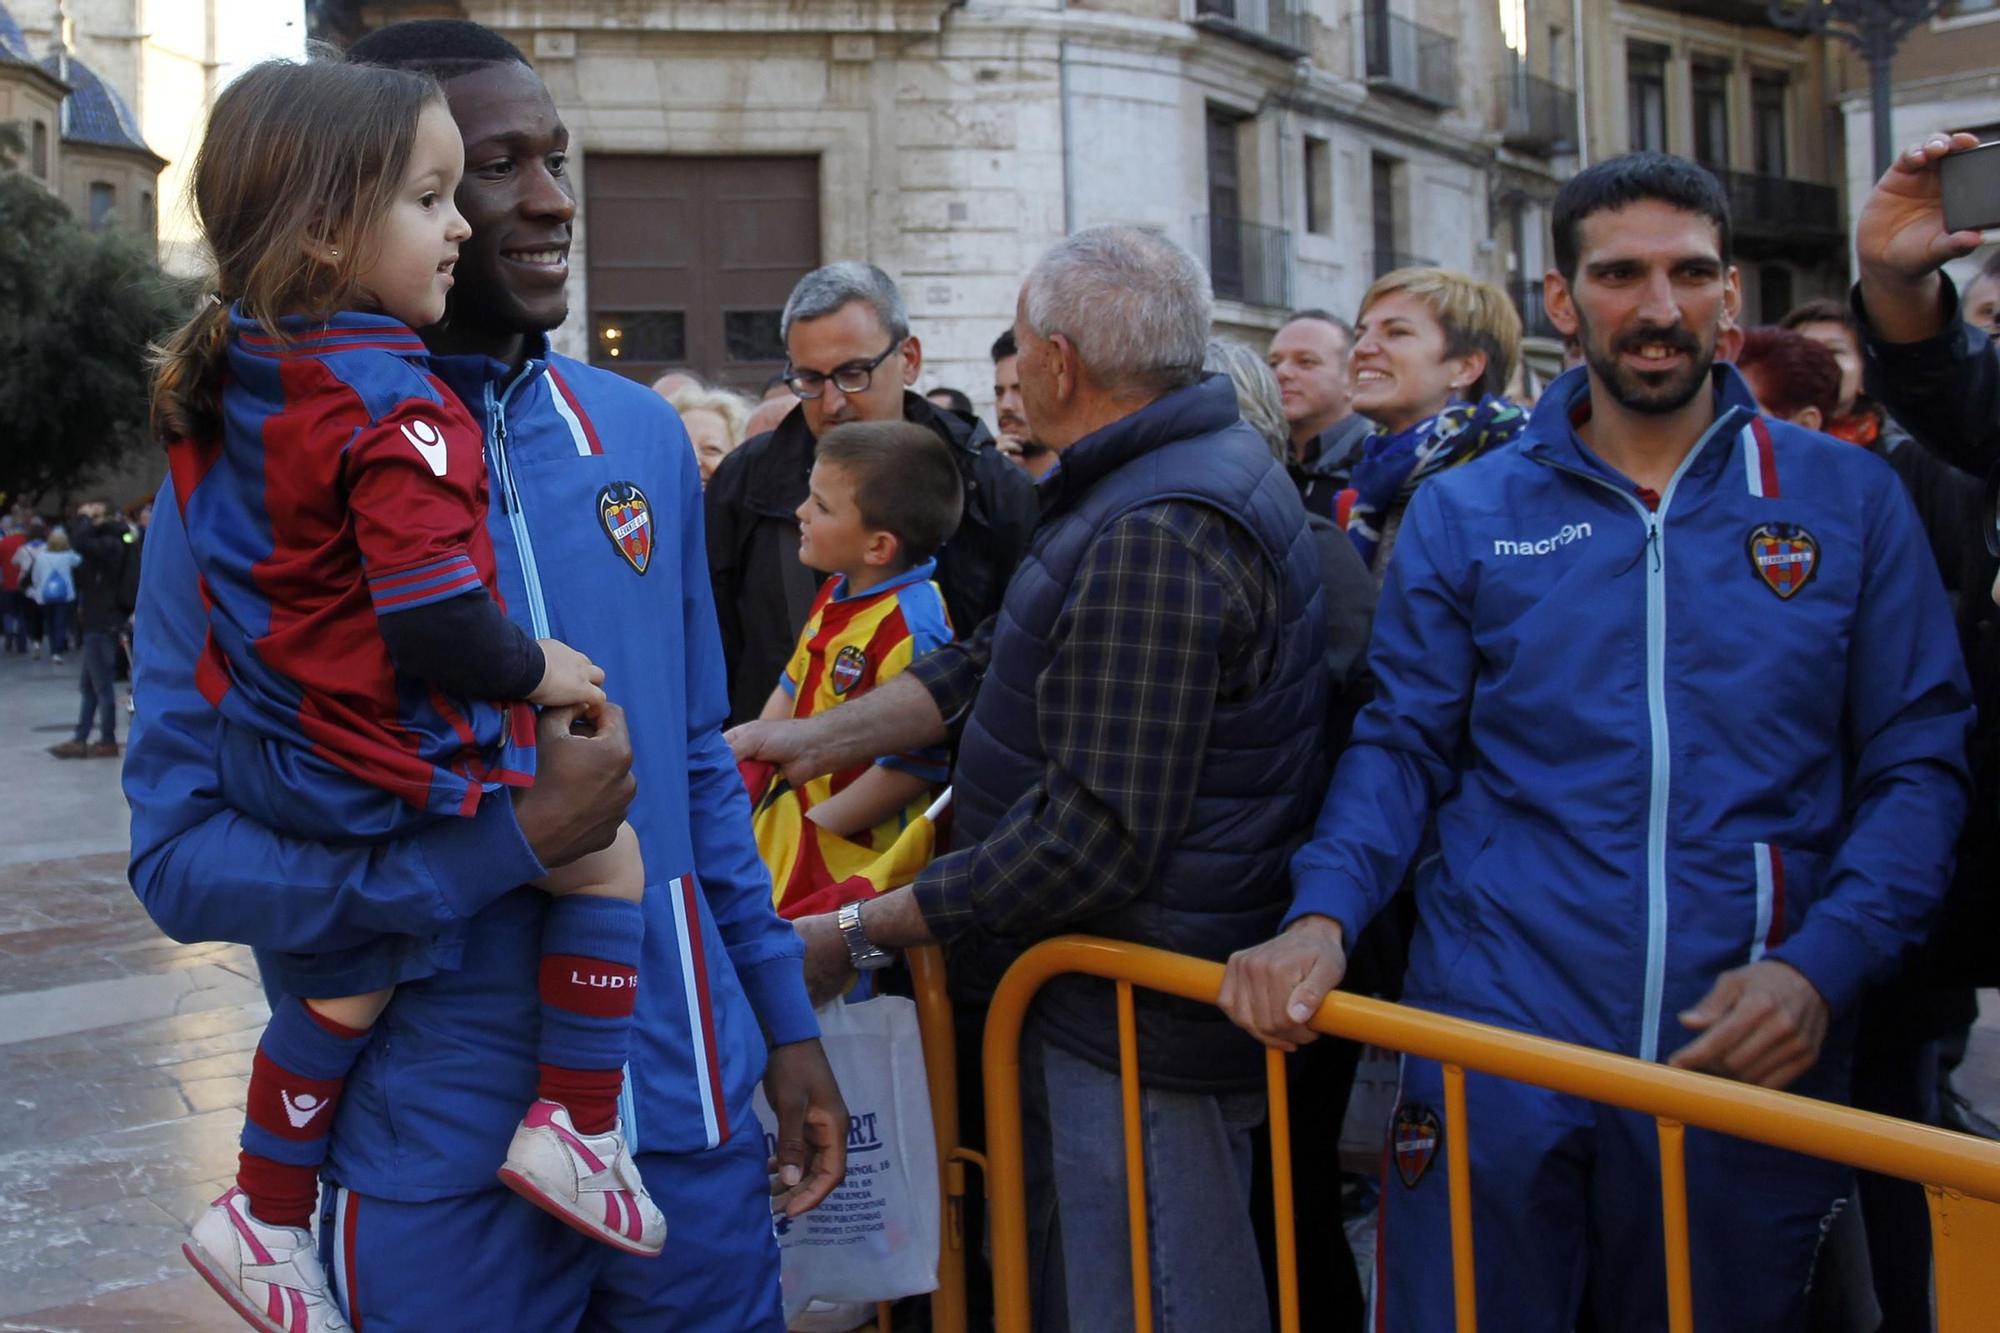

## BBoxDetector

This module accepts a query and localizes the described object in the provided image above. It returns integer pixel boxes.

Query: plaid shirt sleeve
[912,501,1276,943]
[905,611,995,726]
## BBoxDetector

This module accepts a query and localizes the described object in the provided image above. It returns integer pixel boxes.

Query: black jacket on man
[71,518,132,637]
[1289,412,1370,520]
[705,391,1038,725]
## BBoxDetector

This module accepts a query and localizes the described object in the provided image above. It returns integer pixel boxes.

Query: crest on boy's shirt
[830,645,868,696]
[597,482,652,575]
[1746,522,1818,600]
[1392,1102,1441,1188]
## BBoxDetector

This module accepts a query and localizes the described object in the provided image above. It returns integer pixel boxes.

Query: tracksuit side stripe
[1750,843,1775,963]
[667,873,725,1147]
[547,371,603,456]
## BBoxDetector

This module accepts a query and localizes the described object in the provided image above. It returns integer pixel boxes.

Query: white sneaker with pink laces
[497,1099,667,1256]
[183,1186,350,1333]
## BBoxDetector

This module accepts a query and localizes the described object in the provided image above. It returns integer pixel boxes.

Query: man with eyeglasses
[706,262,1038,726]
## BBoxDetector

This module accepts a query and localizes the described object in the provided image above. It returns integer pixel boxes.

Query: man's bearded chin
[1578,309,1717,417]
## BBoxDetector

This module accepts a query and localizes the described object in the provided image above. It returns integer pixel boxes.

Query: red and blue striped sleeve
[344,397,489,616]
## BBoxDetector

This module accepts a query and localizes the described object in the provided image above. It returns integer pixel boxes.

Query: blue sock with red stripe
[537,895,642,1135]
[239,997,372,1228]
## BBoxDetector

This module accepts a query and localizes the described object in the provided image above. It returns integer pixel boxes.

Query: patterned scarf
[1342,394,1527,568]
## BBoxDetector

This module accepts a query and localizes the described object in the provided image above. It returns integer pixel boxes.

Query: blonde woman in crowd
[664,382,755,487]
[1341,267,1526,579]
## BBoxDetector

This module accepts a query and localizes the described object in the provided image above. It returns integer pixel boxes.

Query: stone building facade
[313,0,1582,402]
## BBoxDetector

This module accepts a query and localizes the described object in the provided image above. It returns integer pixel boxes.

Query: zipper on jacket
[1537,417,1726,1061]
[483,377,552,638]
[485,368,645,1150]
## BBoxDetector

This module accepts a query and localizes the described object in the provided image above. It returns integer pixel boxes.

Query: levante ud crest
[598,482,653,575]
[1392,1102,1441,1188]
[1746,522,1818,600]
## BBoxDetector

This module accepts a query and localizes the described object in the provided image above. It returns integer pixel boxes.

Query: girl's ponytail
[149,293,231,442]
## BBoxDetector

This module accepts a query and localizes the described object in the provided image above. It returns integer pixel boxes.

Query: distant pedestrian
[662,381,752,487]
[23,527,80,663]
[925,386,973,417]
[0,516,27,653]
[47,499,132,758]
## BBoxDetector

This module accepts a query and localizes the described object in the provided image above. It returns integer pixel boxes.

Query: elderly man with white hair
[729,225,1328,1332]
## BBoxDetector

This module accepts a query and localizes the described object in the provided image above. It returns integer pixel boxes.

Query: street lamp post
[1767,0,1949,179]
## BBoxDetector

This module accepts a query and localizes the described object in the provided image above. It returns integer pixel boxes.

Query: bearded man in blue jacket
[1221,152,1974,1332]
[122,20,844,1330]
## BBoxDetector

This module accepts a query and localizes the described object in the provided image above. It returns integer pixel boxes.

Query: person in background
[706,262,1035,726]
[991,327,1055,483]
[925,386,973,417]
[0,515,27,654]
[664,382,753,487]
[1267,309,1367,518]
[1734,326,1842,432]
[649,369,703,399]
[1338,268,1526,580]
[47,498,131,758]
[743,393,794,440]
[1204,338,1290,457]
[1781,299,1900,449]
[1958,248,2000,338]
[23,526,79,664]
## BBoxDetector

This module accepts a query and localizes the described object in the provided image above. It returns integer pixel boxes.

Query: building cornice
[460,1,952,36]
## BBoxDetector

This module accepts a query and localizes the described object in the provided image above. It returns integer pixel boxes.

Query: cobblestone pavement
[1,648,1997,1330]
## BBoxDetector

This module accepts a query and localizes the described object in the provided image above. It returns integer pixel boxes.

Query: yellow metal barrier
[907,944,978,1333]
[982,936,2000,1332]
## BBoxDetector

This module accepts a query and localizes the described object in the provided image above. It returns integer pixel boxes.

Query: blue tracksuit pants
[1374,1057,1850,1332]
[319,1131,782,1331]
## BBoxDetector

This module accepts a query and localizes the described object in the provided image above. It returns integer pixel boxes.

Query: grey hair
[1204,338,1289,462]
[780,262,909,343]
[1020,225,1211,396]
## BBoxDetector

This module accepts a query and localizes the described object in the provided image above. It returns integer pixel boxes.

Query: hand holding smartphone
[1940,141,2000,234]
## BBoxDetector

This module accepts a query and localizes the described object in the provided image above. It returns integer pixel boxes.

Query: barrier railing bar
[1115,980,1154,1333]
[907,945,970,1333]
[982,937,2000,1332]
[1656,1119,1694,1333]
[1442,1063,1477,1333]
[1265,1047,1301,1333]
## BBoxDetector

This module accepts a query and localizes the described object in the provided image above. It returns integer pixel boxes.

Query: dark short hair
[346,19,531,80]
[991,327,1017,362]
[815,421,964,564]
[1737,326,1841,425]
[1551,153,1732,282]
[1778,298,1856,337]
[927,387,974,416]
[1282,308,1354,341]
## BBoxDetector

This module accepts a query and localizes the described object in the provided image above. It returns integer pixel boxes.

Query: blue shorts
[319,1131,784,1331]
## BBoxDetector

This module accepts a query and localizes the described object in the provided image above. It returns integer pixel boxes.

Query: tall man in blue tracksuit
[1221,153,1974,1332]
[123,20,845,1329]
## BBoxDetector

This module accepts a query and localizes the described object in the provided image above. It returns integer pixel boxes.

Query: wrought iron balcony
[1192,0,1309,56]
[1703,165,1842,239]
[1508,279,1563,340]
[1198,215,1293,310]
[1371,250,1440,281]
[1365,11,1458,109]
[1498,71,1576,156]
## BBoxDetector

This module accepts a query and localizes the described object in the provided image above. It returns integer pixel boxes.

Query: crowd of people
[89,13,1999,1333]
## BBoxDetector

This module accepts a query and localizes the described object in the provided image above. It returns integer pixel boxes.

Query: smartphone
[1940,141,2000,233]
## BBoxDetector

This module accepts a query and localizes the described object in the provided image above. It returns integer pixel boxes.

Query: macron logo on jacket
[401,419,448,477]
[1493,522,1593,557]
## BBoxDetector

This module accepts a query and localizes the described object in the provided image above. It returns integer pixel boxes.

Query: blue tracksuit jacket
[1289,363,1972,1053]
[1288,365,1972,1329]
[126,338,816,1197]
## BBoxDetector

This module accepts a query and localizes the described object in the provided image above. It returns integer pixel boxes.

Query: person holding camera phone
[1851,131,2000,1332]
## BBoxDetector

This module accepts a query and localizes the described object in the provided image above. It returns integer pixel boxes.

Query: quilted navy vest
[950,375,1329,1091]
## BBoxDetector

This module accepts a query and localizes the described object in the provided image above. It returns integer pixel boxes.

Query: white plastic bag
[754,994,940,1324]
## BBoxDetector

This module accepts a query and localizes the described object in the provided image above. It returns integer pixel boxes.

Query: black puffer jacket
[704,392,1038,725]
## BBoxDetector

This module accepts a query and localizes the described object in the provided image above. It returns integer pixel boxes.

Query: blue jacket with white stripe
[1286,364,1973,1064]
[125,338,815,1198]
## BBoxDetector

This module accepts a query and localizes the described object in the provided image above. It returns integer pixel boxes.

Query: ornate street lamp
[1767,0,1949,179]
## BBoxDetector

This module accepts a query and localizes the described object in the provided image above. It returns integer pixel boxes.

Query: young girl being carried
[151,59,662,1333]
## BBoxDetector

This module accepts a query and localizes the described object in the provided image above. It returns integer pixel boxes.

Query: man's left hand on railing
[1219,914,1348,1053]
[1667,960,1831,1090]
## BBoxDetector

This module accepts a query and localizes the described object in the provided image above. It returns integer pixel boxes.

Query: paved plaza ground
[1,648,1997,1330]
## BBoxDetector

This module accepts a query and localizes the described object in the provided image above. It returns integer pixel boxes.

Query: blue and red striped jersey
[167,309,533,822]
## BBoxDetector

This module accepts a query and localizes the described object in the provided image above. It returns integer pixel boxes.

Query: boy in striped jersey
[747,421,961,917]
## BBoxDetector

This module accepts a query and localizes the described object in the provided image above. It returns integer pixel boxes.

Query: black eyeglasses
[785,337,901,400]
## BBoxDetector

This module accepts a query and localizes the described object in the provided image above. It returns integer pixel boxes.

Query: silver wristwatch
[837,899,894,971]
